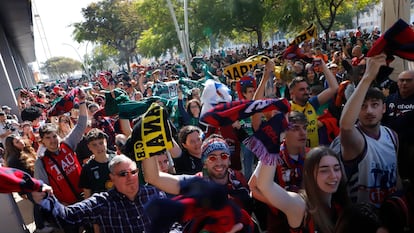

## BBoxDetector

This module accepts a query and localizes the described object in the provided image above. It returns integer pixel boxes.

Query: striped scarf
[276,139,305,192]
[122,103,173,161]
[200,98,290,128]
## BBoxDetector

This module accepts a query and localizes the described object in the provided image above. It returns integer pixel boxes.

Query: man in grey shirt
[34,89,87,232]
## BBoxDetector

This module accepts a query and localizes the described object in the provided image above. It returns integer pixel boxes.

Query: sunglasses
[206,153,230,162]
[115,169,139,177]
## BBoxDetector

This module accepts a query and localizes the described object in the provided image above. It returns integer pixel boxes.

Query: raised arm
[339,54,386,161]
[168,138,182,159]
[64,89,88,150]
[119,118,132,137]
[316,58,339,105]
[252,60,275,131]
[142,156,181,195]
[248,170,268,204]
[255,162,306,228]
[138,75,146,93]
[177,87,191,125]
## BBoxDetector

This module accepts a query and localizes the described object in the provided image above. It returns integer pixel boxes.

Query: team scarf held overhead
[282,23,317,62]
[223,54,271,80]
[151,80,179,100]
[290,23,317,46]
[118,96,173,120]
[223,60,264,80]
[199,98,291,166]
[122,103,174,161]
[244,112,289,166]
[367,18,414,83]
[200,98,290,128]
[178,77,205,94]
[47,87,79,117]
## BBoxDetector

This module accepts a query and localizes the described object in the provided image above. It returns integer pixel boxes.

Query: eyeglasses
[115,169,139,177]
[206,153,230,162]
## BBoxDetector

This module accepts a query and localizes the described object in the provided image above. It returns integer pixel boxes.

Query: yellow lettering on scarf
[223,54,283,80]
[134,103,173,161]
[223,61,262,80]
[290,24,317,46]
[134,141,146,161]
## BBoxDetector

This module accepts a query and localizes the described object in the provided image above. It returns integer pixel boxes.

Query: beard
[208,166,228,180]
[359,118,381,129]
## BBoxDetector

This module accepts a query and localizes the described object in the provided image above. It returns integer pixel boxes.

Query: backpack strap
[384,126,398,154]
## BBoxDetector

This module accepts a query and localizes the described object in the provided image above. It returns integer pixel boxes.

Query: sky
[33,0,97,64]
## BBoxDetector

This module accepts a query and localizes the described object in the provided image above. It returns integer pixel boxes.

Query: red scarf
[276,140,306,192]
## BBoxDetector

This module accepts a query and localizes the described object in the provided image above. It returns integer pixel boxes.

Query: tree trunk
[325,30,330,51]
[256,28,263,50]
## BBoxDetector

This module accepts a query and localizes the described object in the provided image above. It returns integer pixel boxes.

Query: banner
[223,54,282,81]
[152,80,179,99]
[223,61,263,80]
[178,78,205,95]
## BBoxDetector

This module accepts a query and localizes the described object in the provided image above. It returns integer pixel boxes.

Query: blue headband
[201,138,230,162]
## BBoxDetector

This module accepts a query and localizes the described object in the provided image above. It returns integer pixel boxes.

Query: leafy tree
[137,0,213,57]
[190,0,234,52]
[228,0,266,49]
[40,57,82,80]
[73,1,145,71]
[137,0,179,58]
[86,45,118,75]
[311,0,345,44]
[263,0,377,45]
[264,0,309,35]
[311,0,379,46]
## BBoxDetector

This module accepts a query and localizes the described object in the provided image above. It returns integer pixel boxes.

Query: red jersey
[41,143,82,204]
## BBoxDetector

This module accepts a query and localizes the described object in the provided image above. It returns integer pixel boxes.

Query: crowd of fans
[0,25,413,233]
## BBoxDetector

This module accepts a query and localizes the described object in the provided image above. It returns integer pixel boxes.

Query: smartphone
[312,59,321,67]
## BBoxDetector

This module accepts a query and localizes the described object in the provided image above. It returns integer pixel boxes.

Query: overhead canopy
[0,0,36,63]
